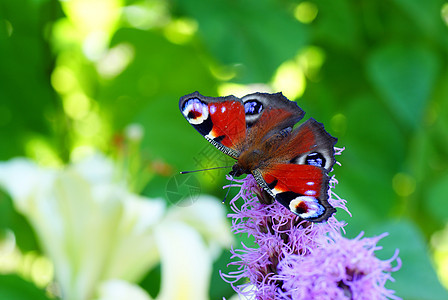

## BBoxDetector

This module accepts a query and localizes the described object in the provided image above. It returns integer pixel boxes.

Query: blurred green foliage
[1,0,448,299]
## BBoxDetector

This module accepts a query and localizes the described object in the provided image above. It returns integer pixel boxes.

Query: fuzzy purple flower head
[221,148,401,300]
[275,232,401,300]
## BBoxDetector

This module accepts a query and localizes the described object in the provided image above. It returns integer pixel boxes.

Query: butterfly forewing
[242,92,304,130]
[179,92,247,158]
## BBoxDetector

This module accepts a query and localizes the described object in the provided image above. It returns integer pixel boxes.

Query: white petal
[50,172,124,300]
[104,195,166,282]
[165,195,233,257]
[71,152,116,186]
[155,221,212,300]
[95,279,152,300]
[228,285,257,300]
[0,158,55,210]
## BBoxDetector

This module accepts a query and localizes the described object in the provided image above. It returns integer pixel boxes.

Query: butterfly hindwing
[258,164,335,222]
[179,92,247,158]
[254,117,337,222]
[287,118,338,172]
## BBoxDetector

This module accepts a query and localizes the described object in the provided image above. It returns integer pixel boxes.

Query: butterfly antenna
[222,176,236,203]
[179,165,232,174]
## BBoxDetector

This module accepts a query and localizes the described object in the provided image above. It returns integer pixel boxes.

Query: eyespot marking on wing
[305,152,326,168]
[182,98,209,125]
[291,151,333,170]
[244,99,264,115]
[288,195,324,219]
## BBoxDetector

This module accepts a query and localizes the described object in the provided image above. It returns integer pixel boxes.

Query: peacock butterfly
[179,92,338,222]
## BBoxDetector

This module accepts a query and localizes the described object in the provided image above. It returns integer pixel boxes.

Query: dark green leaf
[367,44,439,130]
[391,0,448,46]
[336,94,404,223]
[426,173,448,223]
[0,0,61,160]
[0,274,51,300]
[0,191,39,252]
[313,0,359,51]
[367,220,448,300]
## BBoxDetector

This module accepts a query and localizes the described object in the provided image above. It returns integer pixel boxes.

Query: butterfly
[179,91,338,222]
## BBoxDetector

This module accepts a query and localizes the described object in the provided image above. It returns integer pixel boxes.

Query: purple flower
[221,151,401,299]
[275,232,401,300]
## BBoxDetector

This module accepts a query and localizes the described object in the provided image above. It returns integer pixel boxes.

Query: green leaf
[313,0,359,51]
[367,44,439,130]
[0,191,39,252]
[367,220,448,300]
[336,94,404,223]
[209,250,237,300]
[0,0,61,160]
[391,0,448,45]
[174,0,308,83]
[427,172,448,223]
[0,275,51,300]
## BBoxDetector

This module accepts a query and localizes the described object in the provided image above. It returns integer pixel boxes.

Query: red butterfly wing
[285,118,338,172]
[179,92,246,158]
[258,164,335,222]
[252,117,337,222]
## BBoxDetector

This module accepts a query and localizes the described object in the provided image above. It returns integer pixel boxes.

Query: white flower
[0,153,233,300]
[96,279,152,300]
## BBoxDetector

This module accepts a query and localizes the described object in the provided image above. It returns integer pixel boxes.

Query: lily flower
[0,153,232,300]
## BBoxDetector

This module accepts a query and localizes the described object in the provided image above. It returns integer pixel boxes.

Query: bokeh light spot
[63,92,91,120]
[74,112,102,138]
[51,18,82,49]
[61,0,122,35]
[431,225,448,289]
[25,137,61,166]
[442,3,448,26]
[82,30,109,61]
[217,83,272,98]
[164,18,198,45]
[123,2,170,30]
[424,102,439,126]
[1,19,13,37]
[0,230,15,256]
[71,145,96,162]
[294,2,318,24]
[209,64,237,81]
[392,173,416,197]
[51,66,77,94]
[331,113,347,135]
[272,61,306,100]
[97,43,135,79]
[298,46,326,81]
[31,256,54,288]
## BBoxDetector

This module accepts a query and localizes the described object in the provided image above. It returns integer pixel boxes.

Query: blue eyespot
[305,152,326,168]
[244,100,263,115]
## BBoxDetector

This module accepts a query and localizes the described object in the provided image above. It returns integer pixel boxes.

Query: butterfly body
[179,91,337,222]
